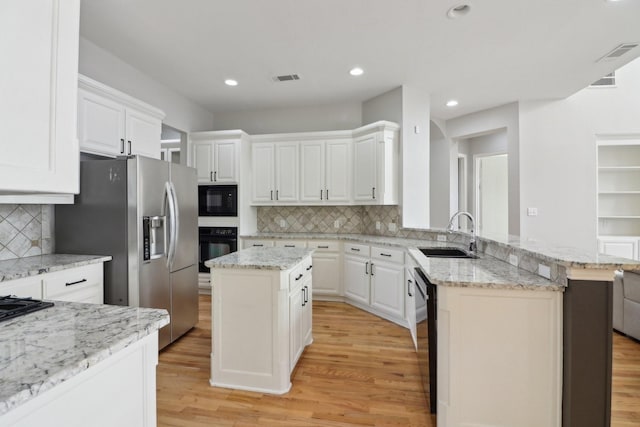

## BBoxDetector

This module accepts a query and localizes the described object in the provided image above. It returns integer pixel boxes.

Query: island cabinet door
[370,260,404,320]
[289,285,304,372]
[301,272,313,346]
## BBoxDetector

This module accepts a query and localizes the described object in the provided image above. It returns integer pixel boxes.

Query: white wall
[429,119,451,228]
[362,87,402,126]
[79,38,214,132]
[212,102,362,134]
[401,86,431,228]
[446,103,520,236]
[519,57,640,251]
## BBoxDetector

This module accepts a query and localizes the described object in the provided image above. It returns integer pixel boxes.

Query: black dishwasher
[415,267,437,413]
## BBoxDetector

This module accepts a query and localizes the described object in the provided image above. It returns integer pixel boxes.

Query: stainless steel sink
[419,247,476,259]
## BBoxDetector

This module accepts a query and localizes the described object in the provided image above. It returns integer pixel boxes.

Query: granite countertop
[0,301,169,415]
[407,248,563,291]
[0,254,112,283]
[205,247,314,270]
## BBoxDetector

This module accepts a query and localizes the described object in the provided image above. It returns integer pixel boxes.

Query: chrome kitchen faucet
[447,211,477,253]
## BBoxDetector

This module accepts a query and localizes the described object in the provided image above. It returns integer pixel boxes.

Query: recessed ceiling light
[447,4,471,19]
[225,79,238,86]
[349,67,364,76]
[446,100,459,107]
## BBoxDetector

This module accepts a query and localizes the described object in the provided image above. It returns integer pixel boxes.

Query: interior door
[476,154,508,239]
[170,163,198,272]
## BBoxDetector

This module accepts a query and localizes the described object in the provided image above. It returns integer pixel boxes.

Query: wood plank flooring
[157,295,640,426]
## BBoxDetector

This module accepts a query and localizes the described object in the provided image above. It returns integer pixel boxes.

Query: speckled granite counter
[0,254,112,283]
[205,247,314,270]
[406,248,562,291]
[0,301,169,415]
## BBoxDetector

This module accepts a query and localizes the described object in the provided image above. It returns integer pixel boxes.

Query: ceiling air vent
[597,43,639,62]
[272,74,301,82]
[590,72,616,87]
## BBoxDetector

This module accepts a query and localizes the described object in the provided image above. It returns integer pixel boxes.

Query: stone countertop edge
[407,248,564,292]
[241,232,640,271]
[0,302,169,416]
[205,247,315,271]
[0,254,113,283]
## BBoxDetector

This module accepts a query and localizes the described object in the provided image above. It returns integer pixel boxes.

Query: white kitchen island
[205,246,314,394]
[0,301,168,427]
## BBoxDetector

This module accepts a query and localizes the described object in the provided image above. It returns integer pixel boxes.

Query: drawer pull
[306,265,312,271]
[295,273,303,281]
[380,253,392,257]
[66,278,87,287]
[350,247,360,252]
[318,245,329,249]
[253,244,264,247]
[284,244,295,248]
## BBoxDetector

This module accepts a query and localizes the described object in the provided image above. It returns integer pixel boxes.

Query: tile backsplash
[0,204,53,260]
[257,206,364,233]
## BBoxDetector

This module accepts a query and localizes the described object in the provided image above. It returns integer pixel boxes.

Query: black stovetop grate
[0,295,54,323]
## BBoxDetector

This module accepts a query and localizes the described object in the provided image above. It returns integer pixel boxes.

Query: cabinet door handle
[350,247,360,252]
[120,138,125,154]
[285,244,295,248]
[127,140,132,155]
[276,190,279,200]
[365,261,369,275]
[253,244,264,247]
[210,171,214,182]
[318,245,329,249]
[371,263,375,276]
[407,279,413,297]
[380,253,392,257]
[66,278,87,287]
[306,265,312,271]
[270,190,273,201]
[304,285,309,304]
[320,189,323,200]
[326,189,329,200]
[372,187,376,200]
[295,273,303,281]
[302,287,306,307]
[214,171,217,181]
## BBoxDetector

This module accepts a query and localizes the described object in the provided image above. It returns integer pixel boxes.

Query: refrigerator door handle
[170,181,180,263]
[165,182,178,268]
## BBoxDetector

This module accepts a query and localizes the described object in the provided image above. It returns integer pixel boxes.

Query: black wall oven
[198,185,237,217]
[199,227,237,272]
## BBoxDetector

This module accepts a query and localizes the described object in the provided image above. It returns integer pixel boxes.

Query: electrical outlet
[538,264,551,279]
[279,219,286,228]
[509,254,518,266]
[437,234,447,242]
[376,221,381,230]
[388,223,397,232]
[334,220,340,229]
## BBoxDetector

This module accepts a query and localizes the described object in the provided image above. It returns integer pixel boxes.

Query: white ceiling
[80,0,640,121]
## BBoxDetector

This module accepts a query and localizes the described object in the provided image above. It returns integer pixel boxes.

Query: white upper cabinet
[189,135,240,184]
[300,139,351,204]
[78,75,165,159]
[251,142,298,203]
[353,122,400,205]
[249,121,397,206]
[252,143,276,202]
[0,0,80,195]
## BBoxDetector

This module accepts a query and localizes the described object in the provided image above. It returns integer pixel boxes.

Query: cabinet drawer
[371,246,404,264]
[244,239,275,249]
[43,264,103,302]
[0,276,43,299]
[307,240,339,252]
[344,243,370,257]
[275,240,307,249]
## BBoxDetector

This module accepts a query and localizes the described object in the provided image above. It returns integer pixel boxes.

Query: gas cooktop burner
[0,296,54,322]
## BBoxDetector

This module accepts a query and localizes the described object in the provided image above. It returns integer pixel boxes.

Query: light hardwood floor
[157,295,640,426]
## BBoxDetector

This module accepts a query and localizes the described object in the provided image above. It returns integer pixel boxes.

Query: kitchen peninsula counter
[0,301,169,426]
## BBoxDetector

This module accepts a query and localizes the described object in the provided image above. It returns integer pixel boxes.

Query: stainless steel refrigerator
[55,156,198,349]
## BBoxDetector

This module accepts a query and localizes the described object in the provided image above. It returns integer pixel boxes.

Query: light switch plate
[437,234,447,242]
[527,207,538,216]
[388,223,397,232]
[279,219,286,228]
[334,220,340,229]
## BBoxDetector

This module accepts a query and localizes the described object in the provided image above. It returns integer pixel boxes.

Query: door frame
[474,151,508,235]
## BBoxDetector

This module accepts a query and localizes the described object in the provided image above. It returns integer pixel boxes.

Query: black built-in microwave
[198,185,237,216]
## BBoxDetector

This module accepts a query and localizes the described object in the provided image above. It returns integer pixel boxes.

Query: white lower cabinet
[343,243,405,325]
[289,258,313,371]
[308,240,342,299]
[0,263,104,304]
[405,265,418,350]
[243,239,275,249]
